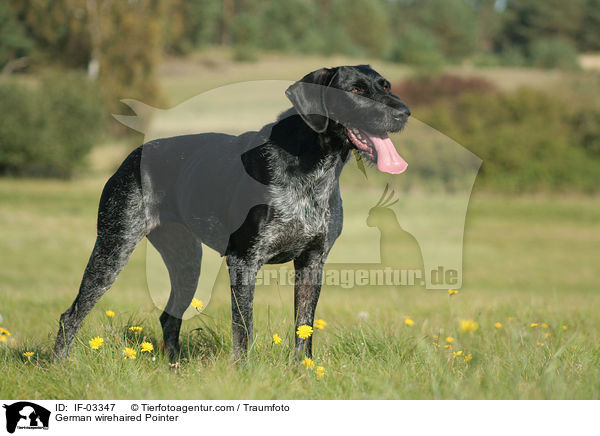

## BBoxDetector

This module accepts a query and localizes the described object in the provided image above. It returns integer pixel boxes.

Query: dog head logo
[3,402,50,433]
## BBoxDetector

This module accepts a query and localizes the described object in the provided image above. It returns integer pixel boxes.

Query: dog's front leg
[293,249,325,359]
[227,256,258,358]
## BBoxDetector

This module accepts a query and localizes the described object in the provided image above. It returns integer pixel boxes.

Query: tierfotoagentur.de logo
[2,402,50,433]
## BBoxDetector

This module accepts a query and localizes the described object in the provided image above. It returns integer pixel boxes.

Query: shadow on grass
[0,343,55,366]
[178,320,230,363]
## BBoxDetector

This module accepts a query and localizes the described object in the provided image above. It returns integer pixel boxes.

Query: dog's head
[286,65,410,174]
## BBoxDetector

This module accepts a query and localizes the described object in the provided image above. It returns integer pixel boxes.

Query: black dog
[53,65,410,362]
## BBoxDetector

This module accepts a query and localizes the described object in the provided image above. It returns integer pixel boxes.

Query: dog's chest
[259,165,337,262]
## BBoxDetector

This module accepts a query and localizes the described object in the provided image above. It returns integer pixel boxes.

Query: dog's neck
[268,112,349,176]
[241,112,350,189]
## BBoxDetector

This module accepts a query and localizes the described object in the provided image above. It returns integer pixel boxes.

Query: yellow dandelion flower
[459,319,479,332]
[272,333,282,345]
[443,344,453,349]
[464,353,473,362]
[536,341,545,347]
[315,366,326,378]
[541,323,548,329]
[445,336,454,343]
[494,322,503,329]
[562,325,568,331]
[22,352,34,358]
[129,326,143,333]
[89,336,104,350]
[0,335,6,342]
[105,310,115,318]
[545,332,551,338]
[123,347,137,359]
[314,319,327,330]
[404,317,415,326]
[191,298,204,311]
[301,356,315,369]
[448,289,459,295]
[0,328,11,336]
[141,341,154,353]
[296,325,313,339]
[453,350,463,358]
[530,323,538,328]
[508,317,517,322]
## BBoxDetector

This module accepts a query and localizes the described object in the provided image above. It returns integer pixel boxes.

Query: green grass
[0,172,599,399]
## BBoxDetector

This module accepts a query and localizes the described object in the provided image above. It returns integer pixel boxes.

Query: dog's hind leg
[147,223,202,363]
[54,153,149,360]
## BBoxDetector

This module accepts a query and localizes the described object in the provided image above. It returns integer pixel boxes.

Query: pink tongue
[367,133,408,174]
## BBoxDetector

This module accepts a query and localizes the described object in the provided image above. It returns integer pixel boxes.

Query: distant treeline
[2,0,599,105]
[2,1,600,83]
[163,0,600,68]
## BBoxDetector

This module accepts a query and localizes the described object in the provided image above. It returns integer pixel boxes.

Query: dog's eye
[383,83,390,91]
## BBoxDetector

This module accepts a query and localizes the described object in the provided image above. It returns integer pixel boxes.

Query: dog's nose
[392,106,411,119]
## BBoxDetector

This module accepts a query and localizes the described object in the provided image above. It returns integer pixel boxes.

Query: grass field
[1,174,599,399]
[1,53,599,399]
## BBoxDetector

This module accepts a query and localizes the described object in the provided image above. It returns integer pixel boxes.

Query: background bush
[392,74,498,107]
[528,37,580,70]
[0,73,107,178]
[387,25,445,70]
[405,83,600,192]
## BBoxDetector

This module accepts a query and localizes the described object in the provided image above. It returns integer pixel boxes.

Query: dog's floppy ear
[285,67,338,133]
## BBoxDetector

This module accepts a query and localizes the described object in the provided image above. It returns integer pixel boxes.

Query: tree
[162,0,222,54]
[337,0,391,58]
[259,0,321,52]
[0,1,34,72]
[390,0,479,61]
[579,0,600,51]
[494,0,586,52]
[7,0,164,109]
